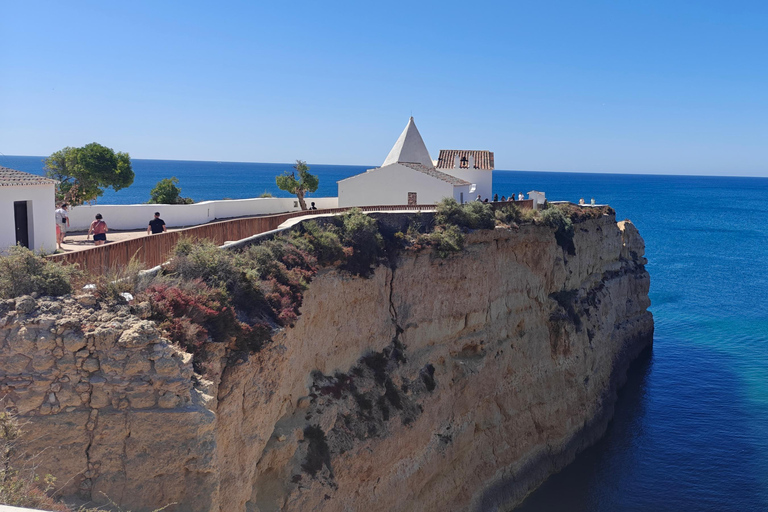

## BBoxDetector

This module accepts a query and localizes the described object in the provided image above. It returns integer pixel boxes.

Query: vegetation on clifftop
[0,202,613,375]
[0,246,82,299]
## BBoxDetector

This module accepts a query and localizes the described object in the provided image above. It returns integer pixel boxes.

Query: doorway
[14,201,30,248]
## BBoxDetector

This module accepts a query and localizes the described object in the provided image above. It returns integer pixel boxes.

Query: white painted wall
[0,184,57,253]
[528,190,546,209]
[338,164,466,207]
[66,196,338,231]
[440,167,493,201]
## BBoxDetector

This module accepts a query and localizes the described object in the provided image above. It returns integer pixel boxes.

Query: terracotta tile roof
[399,162,472,186]
[436,150,494,170]
[0,166,58,187]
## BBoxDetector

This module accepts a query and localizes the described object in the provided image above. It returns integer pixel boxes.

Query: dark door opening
[14,201,30,248]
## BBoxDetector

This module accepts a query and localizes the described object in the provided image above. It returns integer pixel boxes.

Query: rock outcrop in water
[0,209,652,511]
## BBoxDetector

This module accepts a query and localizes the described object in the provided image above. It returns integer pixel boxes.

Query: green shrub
[495,203,521,225]
[0,246,81,299]
[520,208,538,223]
[294,221,346,266]
[434,198,495,230]
[461,201,496,229]
[434,198,465,226]
[338,209,383,276]
[430,224,465,257]
[540,206,576,254]
[169,239,240,290]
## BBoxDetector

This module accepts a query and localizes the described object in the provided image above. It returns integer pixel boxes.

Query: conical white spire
[382,117,433,168]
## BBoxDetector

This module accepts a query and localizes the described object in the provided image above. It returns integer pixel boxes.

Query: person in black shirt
[147,212,167,235]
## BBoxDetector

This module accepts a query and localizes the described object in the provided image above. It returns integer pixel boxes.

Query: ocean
[3,155,767,511]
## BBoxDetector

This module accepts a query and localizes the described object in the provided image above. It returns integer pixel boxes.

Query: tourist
[510,194,515,201]
[493,194,499,202]
[518,192,524,201]
[476,194,482,202]
[310,202,318,210]
[501,195,506,202]
[483,198,489,203]
[579,198,585,205]
[54,203,69,249]
[147,212,167,235]
[88,214,108,246]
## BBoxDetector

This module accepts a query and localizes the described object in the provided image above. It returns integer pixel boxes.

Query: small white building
[0,167,58,253]
[338,118,473,207]
[435,149,494,201]
[528,190,546,209]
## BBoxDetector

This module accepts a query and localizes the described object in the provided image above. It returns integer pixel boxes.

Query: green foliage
[275,160,319,210]
[495,203,522,226]
[521,208,539,223]
[149,177,193,204]
[0,246,81,299]
[540,206,576,254]
[167,239,263,314]
[338,209,384,276]
[430,224,465,257]
[294,221,346,266]
[259,191,274,198]
[434,198,495,230]
[45,143,134,205]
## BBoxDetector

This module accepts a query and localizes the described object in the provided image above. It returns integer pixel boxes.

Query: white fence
[66,196,339,231]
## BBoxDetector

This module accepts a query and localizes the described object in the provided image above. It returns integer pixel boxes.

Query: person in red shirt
[88,213,108,246]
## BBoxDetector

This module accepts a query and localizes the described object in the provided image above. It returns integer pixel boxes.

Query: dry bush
[0,246,82,299]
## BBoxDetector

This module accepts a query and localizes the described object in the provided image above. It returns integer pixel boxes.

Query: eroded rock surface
[0,212,652,512]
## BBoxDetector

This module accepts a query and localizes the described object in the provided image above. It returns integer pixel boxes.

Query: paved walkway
[55,227,184,254]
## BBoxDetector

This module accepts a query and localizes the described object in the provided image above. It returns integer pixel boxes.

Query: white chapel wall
[338,164,456,207]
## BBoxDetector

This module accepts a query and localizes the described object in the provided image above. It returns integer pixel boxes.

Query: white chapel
[338,118,492,207]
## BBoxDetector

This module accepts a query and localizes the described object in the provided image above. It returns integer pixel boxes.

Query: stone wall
[0,211,652,512]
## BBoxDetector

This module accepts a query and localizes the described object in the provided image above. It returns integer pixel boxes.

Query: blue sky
[1,0,767,176]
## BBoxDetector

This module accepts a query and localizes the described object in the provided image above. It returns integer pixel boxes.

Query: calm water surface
[3,155,767,510]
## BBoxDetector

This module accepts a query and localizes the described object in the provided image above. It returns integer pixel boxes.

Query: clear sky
[2,0,767,176]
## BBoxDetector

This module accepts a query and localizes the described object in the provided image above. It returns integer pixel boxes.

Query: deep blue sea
[3,155,767,511]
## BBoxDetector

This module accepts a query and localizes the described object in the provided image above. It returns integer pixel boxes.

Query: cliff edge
[0,209,652,511]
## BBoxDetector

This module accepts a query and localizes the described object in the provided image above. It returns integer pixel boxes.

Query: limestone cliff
[0,210,652,512]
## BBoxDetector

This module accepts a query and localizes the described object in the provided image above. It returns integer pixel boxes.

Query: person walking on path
[147,212,167,235]
[55,203,70,249]
[88,214,108,246]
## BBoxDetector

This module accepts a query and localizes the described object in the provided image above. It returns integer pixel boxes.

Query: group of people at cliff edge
[475,193,526,203]
[54,205,167,250]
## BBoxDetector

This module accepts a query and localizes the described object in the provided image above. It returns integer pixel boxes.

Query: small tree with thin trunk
[275,160,319,210]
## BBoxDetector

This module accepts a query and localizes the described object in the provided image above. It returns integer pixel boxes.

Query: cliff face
[0,211,652,512]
